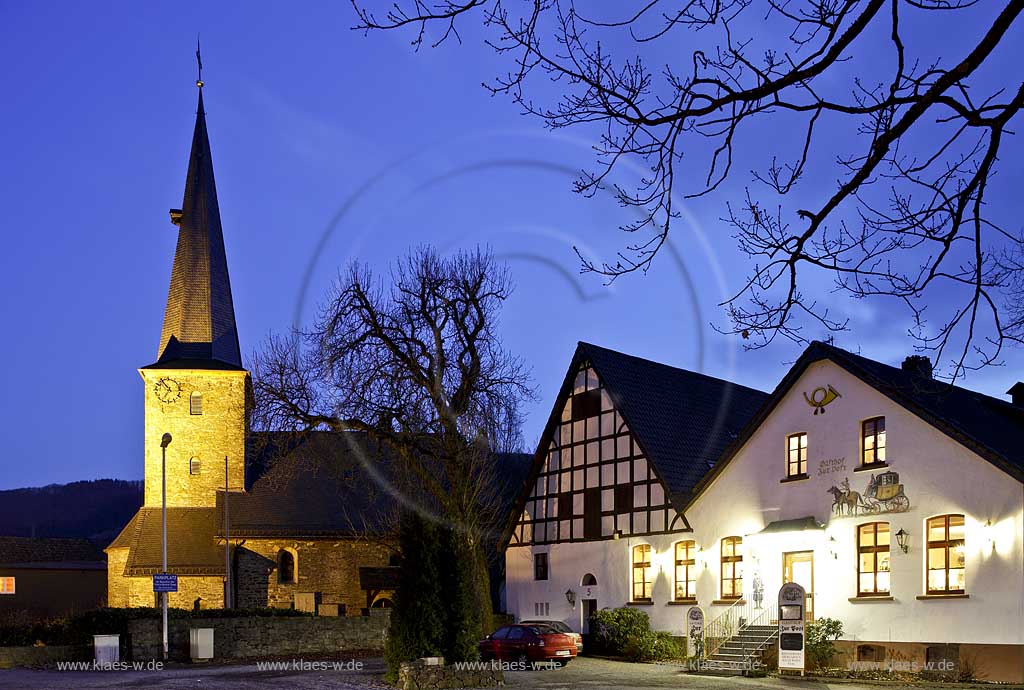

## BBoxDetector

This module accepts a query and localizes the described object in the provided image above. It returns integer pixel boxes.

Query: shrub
[623,630,685,662]
[805,617,844,669]
[589,607,651,656]
[589,607,683,662]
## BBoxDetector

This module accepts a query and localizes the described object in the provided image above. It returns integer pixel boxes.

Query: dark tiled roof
[152,90,242,369]
[580,342,769,506]
[805,342,1024,480]
[107,507,225,576]
[230,432,533,538]
[0,537,105,569]
[218,432,398,538]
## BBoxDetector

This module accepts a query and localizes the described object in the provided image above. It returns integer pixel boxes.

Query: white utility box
[93,635,119,664]
[189,628,214,661]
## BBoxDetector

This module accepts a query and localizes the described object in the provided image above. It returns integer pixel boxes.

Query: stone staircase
[702,624,778,675]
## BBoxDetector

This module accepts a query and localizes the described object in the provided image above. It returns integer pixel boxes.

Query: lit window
[674,541,696,601]
[190,391,203,416]
[862,417,886,465]
[0,577,14,594]
[857,522,890,596]
[278,549,296,584]
[632,544,653,602]
[534,553,548,581]
[190,457,202,475]
[927,515,965,594]
[720,537,743,599]
[786,433,807,477]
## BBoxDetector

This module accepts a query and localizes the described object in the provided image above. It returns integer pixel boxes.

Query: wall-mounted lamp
[828,536,838,560]
[565,589,576,608]
[613,530,623,540]
[982,520,994,552]
[895,528,909,554]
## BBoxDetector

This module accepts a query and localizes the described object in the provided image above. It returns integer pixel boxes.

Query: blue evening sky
[1,2,1022,488]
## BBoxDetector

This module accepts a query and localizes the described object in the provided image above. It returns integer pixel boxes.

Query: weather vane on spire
[196,35,204,88]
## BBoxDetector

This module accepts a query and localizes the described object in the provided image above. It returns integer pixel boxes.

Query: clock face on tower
[154,377,182,404]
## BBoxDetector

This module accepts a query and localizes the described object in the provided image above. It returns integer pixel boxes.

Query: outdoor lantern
[982,520,994,552]
[565,589,576,608]
[896,528,909,553]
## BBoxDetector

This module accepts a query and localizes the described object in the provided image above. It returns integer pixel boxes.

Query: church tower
[139,87,249,508]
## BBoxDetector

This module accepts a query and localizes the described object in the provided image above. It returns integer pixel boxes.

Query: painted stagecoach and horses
[828,471,910,517]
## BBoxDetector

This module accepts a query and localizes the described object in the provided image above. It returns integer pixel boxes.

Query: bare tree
[352,0,1024,379]
[251,246,533,619]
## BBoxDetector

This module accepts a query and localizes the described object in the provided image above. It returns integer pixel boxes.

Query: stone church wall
[235,538,394,613]
[107,549,226,610]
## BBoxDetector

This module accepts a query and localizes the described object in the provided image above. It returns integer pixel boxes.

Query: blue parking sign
[153,573,178,593]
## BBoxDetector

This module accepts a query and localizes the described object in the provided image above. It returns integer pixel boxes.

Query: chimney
[1007,382,1024,407]
[901,355,933,379]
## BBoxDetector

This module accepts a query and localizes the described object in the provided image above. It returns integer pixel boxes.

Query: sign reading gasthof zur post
[777,582,806,672]
[153,573,178,593]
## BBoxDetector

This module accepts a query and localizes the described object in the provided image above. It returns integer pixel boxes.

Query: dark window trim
[674,540,696,601]
[720,536,743,600]
[861,416,886,466]
[856,522,890,597]
[926,514,966,595]
[786,433,808,478]
[854,461,889,473]
[631,544,653,602]
[533,552,549,581]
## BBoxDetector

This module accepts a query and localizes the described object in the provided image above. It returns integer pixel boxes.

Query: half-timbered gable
[506,342,769,549]
[509,361,672,547]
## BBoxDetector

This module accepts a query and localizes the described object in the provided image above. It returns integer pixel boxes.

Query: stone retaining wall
[398,659,504,690]
[0,645,88,668]
[128,610,389,661]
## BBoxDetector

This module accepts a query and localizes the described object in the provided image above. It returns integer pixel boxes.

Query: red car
[479,624,578,667]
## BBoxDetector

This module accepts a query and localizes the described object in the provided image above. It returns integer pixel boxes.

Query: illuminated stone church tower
[139,88,249,508]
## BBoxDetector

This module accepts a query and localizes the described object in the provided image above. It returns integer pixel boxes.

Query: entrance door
[582,599,597,634]
[782,551,814,621]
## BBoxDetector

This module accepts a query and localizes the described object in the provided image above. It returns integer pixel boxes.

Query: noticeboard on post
[777,582,805,672]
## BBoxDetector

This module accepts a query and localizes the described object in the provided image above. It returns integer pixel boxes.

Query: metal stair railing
[705,599,776,661]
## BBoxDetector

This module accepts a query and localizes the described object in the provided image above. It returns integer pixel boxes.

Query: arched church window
[190,391,203,415]
[278,549,296,584]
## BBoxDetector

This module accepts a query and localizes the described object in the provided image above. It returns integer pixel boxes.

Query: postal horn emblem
[804,385,841,415]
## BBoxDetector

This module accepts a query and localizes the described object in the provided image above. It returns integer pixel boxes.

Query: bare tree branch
[352,0,1024,379]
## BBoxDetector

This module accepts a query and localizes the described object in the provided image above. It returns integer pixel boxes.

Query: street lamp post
[160,433,172,661]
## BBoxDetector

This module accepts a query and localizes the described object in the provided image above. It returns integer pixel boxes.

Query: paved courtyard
[0,656,987,690]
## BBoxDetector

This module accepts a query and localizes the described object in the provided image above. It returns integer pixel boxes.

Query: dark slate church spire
[155,86,243,368]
